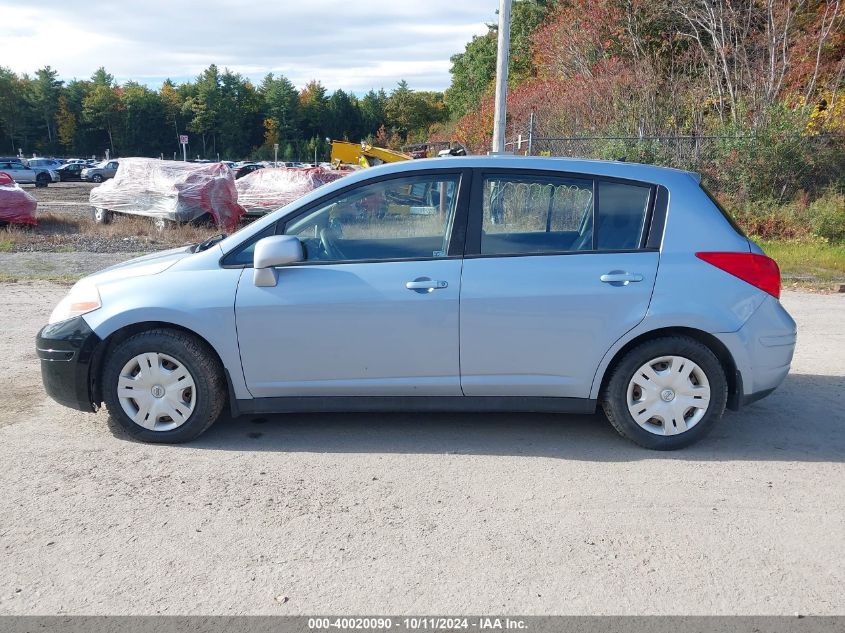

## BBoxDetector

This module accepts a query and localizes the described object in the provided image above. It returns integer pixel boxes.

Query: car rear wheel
[92,207,113,224]
[102,329,226,443]
[92,174,104,183]
[35,173,49,188]
[601,336,728,450]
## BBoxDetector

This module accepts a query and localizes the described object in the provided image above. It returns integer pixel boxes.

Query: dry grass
[0,212,221,250]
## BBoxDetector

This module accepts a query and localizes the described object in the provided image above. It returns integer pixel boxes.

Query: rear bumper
[716,295,796,408]
[36,317,101,412]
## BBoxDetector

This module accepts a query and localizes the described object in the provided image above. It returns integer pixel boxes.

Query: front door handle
[600,271,644,286]
[406,277,448,293]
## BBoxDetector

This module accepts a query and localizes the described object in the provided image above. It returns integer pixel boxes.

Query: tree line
[0,65,449,161]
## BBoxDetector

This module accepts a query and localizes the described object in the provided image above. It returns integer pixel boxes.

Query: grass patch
[0,271,80,284]
[0,239,12,252]
[756,238,845,284]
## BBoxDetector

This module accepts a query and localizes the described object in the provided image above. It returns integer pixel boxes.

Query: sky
[0,0,496,93]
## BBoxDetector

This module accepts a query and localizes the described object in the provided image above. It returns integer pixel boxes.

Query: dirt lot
[20,181,98,219]
[0,283,842,615]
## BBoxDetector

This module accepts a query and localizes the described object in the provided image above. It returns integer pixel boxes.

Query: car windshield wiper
[194,233,227,253]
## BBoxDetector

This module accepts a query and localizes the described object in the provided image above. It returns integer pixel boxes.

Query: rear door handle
[600,271,644,285]
[406,277,448,293]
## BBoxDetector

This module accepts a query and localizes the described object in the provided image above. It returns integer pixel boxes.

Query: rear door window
[596,181,651,250]
[477,172,654,255]
[480,175,594,255]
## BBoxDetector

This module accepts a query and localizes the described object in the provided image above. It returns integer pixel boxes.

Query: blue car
[37,156,795,449]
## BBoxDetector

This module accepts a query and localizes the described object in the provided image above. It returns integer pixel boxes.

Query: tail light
[695,252,781,299]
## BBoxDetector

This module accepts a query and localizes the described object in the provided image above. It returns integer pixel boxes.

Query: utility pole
[491,0,512,154]
[527,111,535,156]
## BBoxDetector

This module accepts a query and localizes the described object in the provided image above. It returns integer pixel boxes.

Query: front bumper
[36,317,102,412]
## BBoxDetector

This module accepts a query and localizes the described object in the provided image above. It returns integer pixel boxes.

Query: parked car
[57,162,86,181]
[0,161,59,187]
[0,172,38,224]
[27,158,63,170]
[82,160,119,183]
[37,156,795,448]
[234,162,263,179]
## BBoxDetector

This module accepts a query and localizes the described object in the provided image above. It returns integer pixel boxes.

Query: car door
[459,169,661,399]
[234,169,470,398]
[10,163,35,183]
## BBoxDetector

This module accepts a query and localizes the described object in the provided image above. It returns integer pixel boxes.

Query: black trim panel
[36,317,101,413]
[235,395,597,416]
[646,185,669,249]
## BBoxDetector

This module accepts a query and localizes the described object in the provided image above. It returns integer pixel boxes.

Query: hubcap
[117,352,196,431]
[626,355,711,436]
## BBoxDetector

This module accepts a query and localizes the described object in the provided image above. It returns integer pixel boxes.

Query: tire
[92,174,104,183]
[92,207,113,224]
[35,173,49,188]
[101,329,226,443]
[601,336,728,450]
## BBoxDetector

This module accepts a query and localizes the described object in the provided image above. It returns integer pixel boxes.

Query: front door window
[283,174,461,263]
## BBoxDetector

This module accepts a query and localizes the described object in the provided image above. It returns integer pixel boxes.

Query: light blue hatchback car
[37,157,796,449]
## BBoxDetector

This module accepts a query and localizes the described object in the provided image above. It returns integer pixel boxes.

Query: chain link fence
[504,116,845,204]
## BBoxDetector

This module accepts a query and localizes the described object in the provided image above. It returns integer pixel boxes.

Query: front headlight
[48,281,102,324]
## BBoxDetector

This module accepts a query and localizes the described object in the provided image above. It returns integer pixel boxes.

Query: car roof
[363,156,700,187]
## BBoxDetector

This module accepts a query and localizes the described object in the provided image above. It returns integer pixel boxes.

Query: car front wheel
[102,329,226,443]
[601,336,728,450]
[92,174,103,183]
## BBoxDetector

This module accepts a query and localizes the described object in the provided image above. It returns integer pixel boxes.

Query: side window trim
[645,185,668,249]
[465,167,659,257]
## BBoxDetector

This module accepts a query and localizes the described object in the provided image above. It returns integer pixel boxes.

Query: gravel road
[0,284,842,615]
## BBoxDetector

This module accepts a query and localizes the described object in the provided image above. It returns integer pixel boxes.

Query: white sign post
[179,135,189,162]
[274,143,279,166]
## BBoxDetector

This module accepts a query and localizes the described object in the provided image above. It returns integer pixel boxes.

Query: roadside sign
[179,135,188,161]
[273,143,279,151]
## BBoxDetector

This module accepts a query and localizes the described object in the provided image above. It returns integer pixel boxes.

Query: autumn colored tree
[56,95,76,150]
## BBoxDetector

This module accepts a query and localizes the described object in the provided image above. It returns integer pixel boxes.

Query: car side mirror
[253,235,304,287]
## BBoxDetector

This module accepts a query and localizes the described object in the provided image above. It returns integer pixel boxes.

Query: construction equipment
[330,141,411,168]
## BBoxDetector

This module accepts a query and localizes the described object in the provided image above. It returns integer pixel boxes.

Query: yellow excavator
[330,140,411,168]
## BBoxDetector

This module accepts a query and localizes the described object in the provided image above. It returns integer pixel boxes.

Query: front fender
[82,267,251,399]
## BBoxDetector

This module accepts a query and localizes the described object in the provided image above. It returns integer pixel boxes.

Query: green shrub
[808,189,845,242]
[730,197,811,241]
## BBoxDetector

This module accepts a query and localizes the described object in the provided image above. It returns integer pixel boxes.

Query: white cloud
[0,0,494,91]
